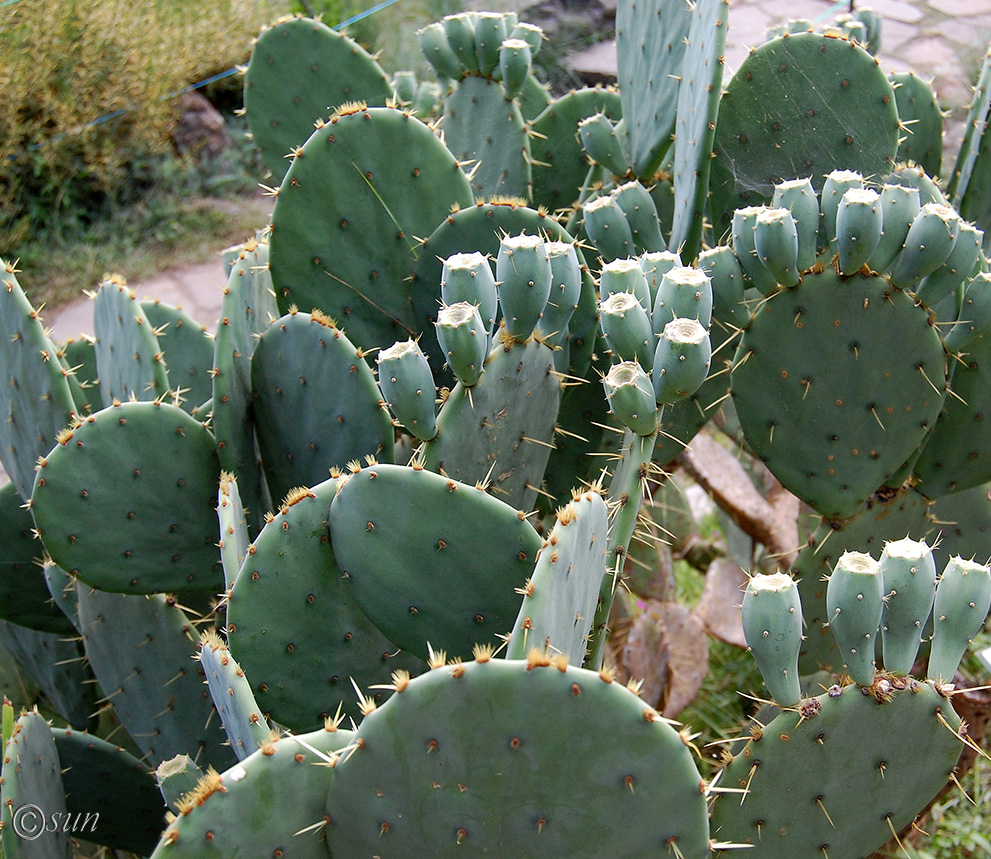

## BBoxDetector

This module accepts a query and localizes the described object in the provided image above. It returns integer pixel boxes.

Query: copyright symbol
[12,804,44,840]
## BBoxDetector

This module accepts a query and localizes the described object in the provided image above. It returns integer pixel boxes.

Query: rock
[171,91,232,160]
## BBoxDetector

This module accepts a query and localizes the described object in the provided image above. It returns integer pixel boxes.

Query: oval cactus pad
[329,462,542,660]
[31,401,222,593]
[325,656,710,858]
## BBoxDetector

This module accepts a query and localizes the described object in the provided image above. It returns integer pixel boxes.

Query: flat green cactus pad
[325,656,711,858]
[270,105,474,354]
[710,679,965,858]
[710,32,898,229]
[228,478,422,730]
[31,401,222,594]
[153,724,352,859]
[244,16,392,180]
[141,300,215,412]
[250,308,394,503]
[0,262,78,502]
[731,265,946,520]
[329,462,542,661]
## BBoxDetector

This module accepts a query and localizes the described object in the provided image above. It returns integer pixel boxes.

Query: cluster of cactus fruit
[3,0,991,856]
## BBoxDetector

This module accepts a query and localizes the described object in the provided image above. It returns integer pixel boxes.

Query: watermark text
[11,805,99,840]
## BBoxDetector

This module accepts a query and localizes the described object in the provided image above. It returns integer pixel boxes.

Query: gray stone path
[46,0,991,339]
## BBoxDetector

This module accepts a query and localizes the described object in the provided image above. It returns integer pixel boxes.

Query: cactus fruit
[927,556,991,682]
[878,537,937,675]
[825,551,885,686]
[741,573,803,707]
[376,339,438,441]
[653,318,712,405]
[603,361,658,435]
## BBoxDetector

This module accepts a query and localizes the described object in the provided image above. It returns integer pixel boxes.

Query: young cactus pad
[325,655,711,858]
[741,573,803,707]
[329,463,542,661]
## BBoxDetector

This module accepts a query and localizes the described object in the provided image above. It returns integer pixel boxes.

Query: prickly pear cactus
[324,653,712,858]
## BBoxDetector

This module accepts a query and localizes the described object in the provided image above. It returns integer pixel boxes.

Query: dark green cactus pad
[731,266,946,520]
[913,311,991,498]
[31,401,222,594]
[269,105,474,354]
[710,680,963,859]
[669,0,729,262]
[423,338,561,512]
[0,262,78,502]
[0,621,95,729]
[927,482,991,570]
[52,726,165,855]
[227,479,422,730]
[0,711,72,859]
[76,586,234,770]
[411,201,597,377]
[93,277,170,406]
[213,238,278,535]
[43,562,79,632]
[244,16,392,180]
[506,487,608,665]
[616,0,693,178]
[530,87,622,213]
[152,725,352,859]
[250,308,394,504]
[325,657,710,858]
[0,481,74,634]
[889,71,943,179]
[442,76,530,200]
[330,463,542,661]
[710,33,899,229]
[792,486,933,674]
[141,300,215,412]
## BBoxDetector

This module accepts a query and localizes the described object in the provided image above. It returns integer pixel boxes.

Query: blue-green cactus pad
[710,680,964,858]
[76,586,234,770]
[244,16,392,180]
[710,33,898,227]
[530,87,622,213]
[325,657,710,858]
[442,76,530,200]
[330,463,542,661]
[152,724,352,859]
[423,338,561,512]
[228,478,422,730]
[270,105,474,354]
[141,300,215,412]
[731,265,946,520]
[31,401,222,594]
[250,308,394,503]
[0,711,72,859]
[0,262,78,502]
[93,277,170,406]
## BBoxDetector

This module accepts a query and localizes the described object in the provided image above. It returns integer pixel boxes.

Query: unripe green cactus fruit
[741,572,803,707]
[435,302,489,386]
[826,551,884,686]
[868,182,921,271]
[584,194,637,262]
[538,241,582,346]
[640,250,682,304]
[417,21,463,80]
[927,556,991,682]
[652,265,713,330]
[771,177,820,271]
[473,12,508,77]
[377,339,438,441]
[889,202,961,289]
[732,206,780,295]
[835,187,883,275]
[600,292,655,369]
[611,180,665,254]
[600,257,651,309]
[820,169,865,248]
[496,234,552,341]
[878,537,936,675]
[603,361,658,435]
[652,318,711,405]
[578,113,631,177]
[499,38,532,99]
[440,251,498,336]
[754,207,801,287]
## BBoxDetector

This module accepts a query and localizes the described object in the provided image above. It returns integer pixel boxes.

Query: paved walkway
[47,0,991,339]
